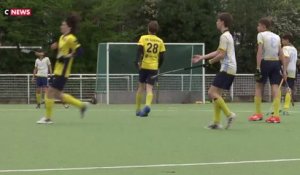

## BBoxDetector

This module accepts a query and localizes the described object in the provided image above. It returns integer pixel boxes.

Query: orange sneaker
[265,116,281,123]
[248,113,263,121]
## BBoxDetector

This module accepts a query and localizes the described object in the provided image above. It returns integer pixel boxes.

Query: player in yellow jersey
[135,20,166,117]
[281,33,298,115]
[193,12,236,129]
[37,14,87,124]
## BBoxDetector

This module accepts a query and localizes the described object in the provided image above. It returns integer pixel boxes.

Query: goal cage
[96,42,206,104]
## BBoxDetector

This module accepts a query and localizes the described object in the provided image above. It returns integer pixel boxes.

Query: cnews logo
[3,8,32,16]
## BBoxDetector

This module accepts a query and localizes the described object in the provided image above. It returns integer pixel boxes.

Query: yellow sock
[36,93,41,104]
[214,97,231,117]
[145,93,153,106]
[213,100,221,124]
[135,93,142,111]
[45,96,54,119]
[284,91,291,110]
[273,97,280,116]
[254,96,262,114]
[62,93,84,108]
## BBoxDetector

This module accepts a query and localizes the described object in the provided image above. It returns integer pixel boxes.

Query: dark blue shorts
[257,60,282,85]
[50,75,68,91]
[212,71,235,90]
[139,69,158,85]
[36,77,48,88]
[285,77,295,89]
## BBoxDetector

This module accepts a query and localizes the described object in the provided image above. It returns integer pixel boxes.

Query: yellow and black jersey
[54,34,80,78]
[138,34,166,70]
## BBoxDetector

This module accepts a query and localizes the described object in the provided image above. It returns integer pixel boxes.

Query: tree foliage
[0,0,299,73]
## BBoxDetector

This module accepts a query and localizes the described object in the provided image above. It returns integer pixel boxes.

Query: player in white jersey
[281,33,298,114]
[248,17,287,123]
[193,12,236,130]
[32,50,52,108]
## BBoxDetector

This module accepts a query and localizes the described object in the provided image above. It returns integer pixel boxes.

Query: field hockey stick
[280,69,295,107]
[283,78,295,107]
[155,70,160,104]
[151,64,207,79]
[17,43,43,54]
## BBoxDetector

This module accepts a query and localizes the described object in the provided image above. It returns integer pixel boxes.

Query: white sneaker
[225,112,236,129]
[36,117,53,124]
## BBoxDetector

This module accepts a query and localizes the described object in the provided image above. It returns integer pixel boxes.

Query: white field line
[0,158,300,173]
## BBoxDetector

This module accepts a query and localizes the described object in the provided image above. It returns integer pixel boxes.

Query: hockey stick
[151,64,208,79]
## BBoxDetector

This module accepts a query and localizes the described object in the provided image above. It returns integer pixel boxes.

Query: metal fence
[0,74,299,104]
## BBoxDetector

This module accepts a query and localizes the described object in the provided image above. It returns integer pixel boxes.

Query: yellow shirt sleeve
[160,40,166,52]
[257,33,263,45]
[138,36,145,46]
[283,47,290,57]
[218,34,227,51]
[67,35,81,52]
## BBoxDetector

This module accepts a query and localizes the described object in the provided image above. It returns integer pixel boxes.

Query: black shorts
[212,71,235,90]
[257,60,282,85]
[36,77,48,88]
[139,69,158,85]
[285,77,295,89]
[50,75,68,91]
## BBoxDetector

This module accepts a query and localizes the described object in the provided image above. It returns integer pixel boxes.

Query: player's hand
[51,42,58,50]
[134,61,141,70]
[31,77,35,83]
[48,75,53,85]
[254,68,262,81]
[192,55,203,64]
[282,71,287,81]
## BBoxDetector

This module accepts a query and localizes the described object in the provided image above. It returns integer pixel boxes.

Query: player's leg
[249,60,268,121]
[139,69,156,117]
[208,72,235,129]
[266,62,281,123]
[37,86,55,124]
[248,82,264,121]
[61,89,87,118]
[207,86,222,128]
[135,83,145,115]
[35,77,42,108]
[136,69,146,115]
[283,78,294,114]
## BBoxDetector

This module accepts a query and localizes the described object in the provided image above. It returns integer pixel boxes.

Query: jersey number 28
[146,43,158,53]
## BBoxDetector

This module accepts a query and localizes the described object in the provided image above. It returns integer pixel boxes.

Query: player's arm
[51,42,58,50]
[192,51,218,63]
[158,52,165,68]
[48,59,53,75]
[135,45,144,69]
[208,50,226,64]
[32,66,37,82]
[256,44,263,69]
[279,47,287,79]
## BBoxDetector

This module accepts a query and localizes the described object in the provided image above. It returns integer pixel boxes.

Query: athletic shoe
[80,102,88,118]
[265,116,281,123]
[36,104,41,109]
[36,117,53,124]
[248,113,263,121]
[136,111,141,116]
[225,112,236,129]
[63,103,70,109]
[206,123,222,130]
[282,110,289,116]
[139,106,151,117]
